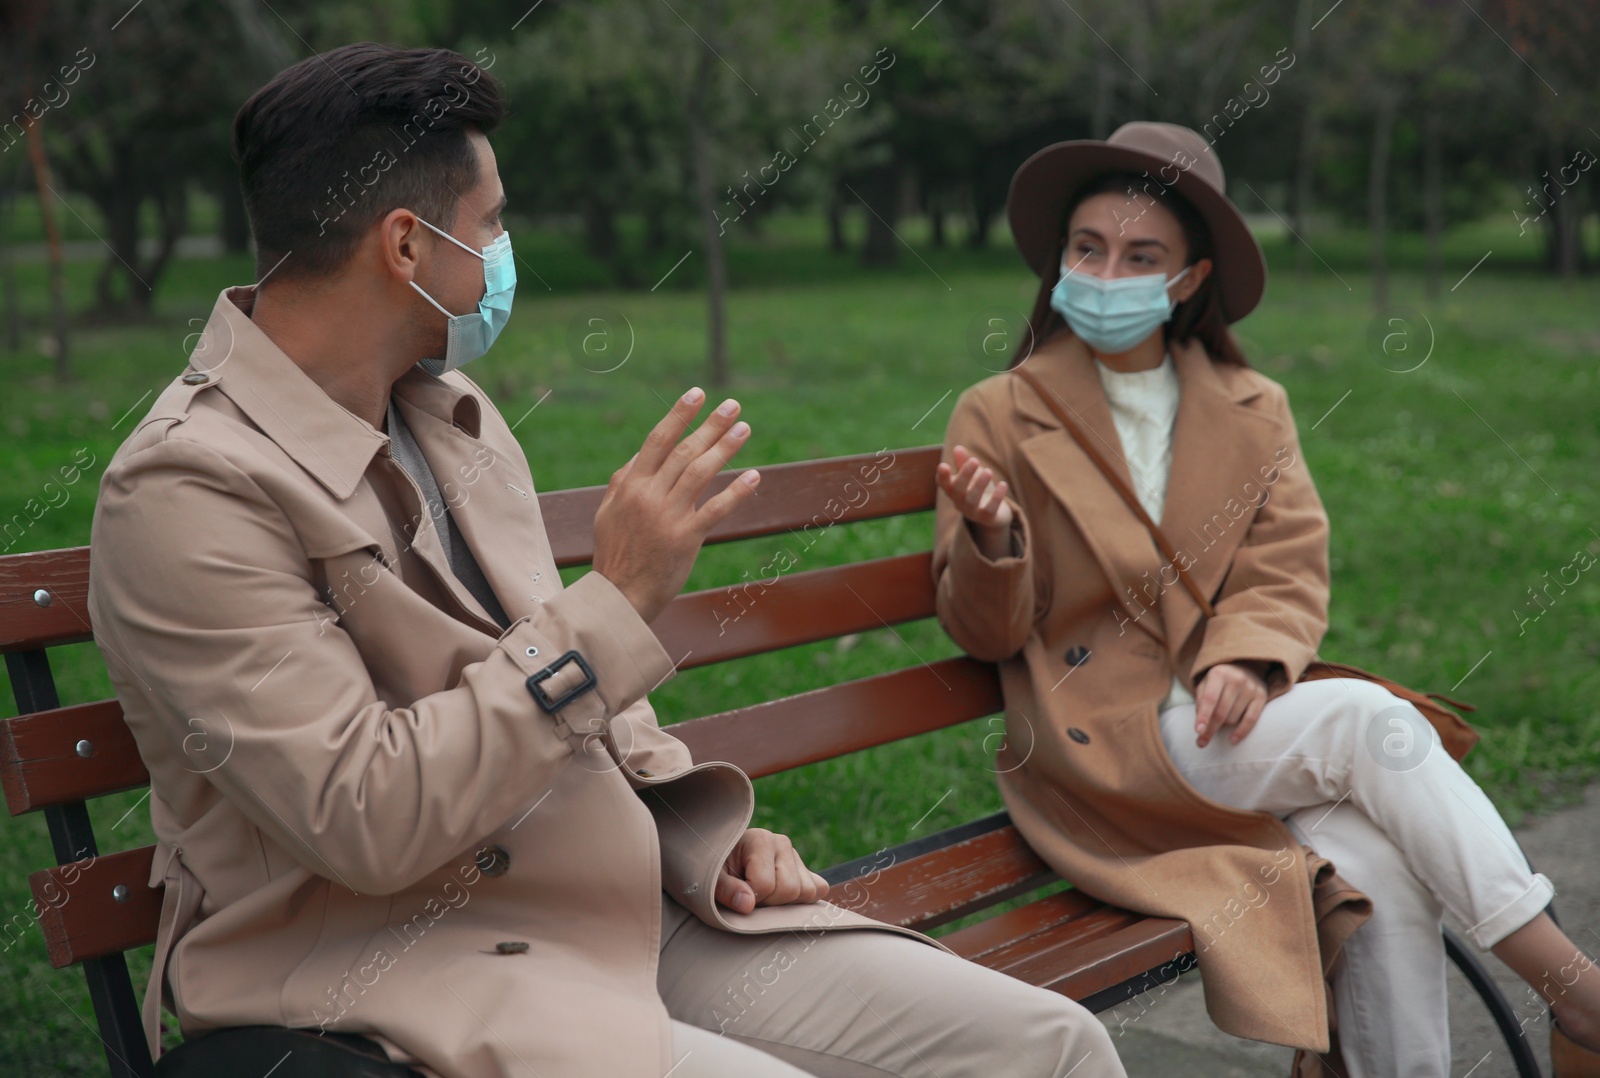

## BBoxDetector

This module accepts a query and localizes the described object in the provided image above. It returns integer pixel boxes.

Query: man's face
[407,131,507,349]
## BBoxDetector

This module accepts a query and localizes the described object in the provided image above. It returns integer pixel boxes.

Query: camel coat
[933,330,1474,1053]
[86,286,947,1078]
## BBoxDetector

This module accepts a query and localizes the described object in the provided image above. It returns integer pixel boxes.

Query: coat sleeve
[88,437,674,896]
[931,385,1040,662]
[1189,383,1330,699]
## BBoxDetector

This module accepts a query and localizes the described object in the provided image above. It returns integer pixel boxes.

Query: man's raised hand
[592,388,760,624]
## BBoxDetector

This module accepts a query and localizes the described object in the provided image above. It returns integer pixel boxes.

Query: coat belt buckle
[525,649,597,713]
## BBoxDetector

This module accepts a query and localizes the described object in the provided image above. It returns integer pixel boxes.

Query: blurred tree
[1,0,70,373]
[495,0,850,384]
[19,1,251,319]
[1488,0,1600,277]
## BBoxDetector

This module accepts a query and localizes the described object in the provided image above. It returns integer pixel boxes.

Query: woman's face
[1060,190,1210,304]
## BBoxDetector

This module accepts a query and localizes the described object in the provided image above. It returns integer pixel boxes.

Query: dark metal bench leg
[11,649,155,1078]
[82,954,155,1078]
[1445,924,1543,1078]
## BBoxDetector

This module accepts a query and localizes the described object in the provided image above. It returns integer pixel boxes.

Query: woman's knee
[1283,678,1413,749]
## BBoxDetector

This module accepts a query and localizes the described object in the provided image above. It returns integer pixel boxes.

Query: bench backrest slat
[670,657,999,779]
[0,549,95,652]
[654,553,934,670]
[2,700,144,814]
[542,447,937,568]
[30,845,159,967]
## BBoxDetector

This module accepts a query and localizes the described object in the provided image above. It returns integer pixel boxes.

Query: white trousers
[1158,676,1555,1078]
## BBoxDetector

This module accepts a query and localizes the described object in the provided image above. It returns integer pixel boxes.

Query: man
[87,43,1124,1078]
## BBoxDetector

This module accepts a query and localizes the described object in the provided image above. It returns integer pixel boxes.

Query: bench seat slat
[829,824,1057,933]
[1016,918,1195,1000]
[667,658,1001,779]
[2,700,146,815]
[936,888,1105,962]
[940,892,1194,999]
[966,906,1146,975]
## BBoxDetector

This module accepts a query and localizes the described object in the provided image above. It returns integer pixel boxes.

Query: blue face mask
[409,216,516,376]
[1049,262,1191,355]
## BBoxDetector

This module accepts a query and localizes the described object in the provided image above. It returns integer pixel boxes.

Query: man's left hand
[716,828,831,913]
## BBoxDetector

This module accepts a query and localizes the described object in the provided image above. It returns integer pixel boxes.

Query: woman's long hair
[1008,170,1250,369]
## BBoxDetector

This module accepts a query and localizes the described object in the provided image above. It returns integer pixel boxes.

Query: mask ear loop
[409,279,455,317]
[409,214,494,315]
[415,215,489,260]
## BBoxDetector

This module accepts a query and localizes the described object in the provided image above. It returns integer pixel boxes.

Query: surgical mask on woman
[1049,261,1191,355]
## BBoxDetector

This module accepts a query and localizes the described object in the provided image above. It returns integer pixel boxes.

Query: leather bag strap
[1011,364,1216,619]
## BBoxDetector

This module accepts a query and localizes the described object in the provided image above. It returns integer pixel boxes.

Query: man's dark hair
[232,43,507,281]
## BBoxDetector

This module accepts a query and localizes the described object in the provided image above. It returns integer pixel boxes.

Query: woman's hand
[1193,662,1270,748]
[937,445,1015,560]
[716,828,831,913]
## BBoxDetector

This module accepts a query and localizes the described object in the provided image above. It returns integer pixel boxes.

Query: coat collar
[1011,331,1276,653]
[187,286,527,635]
[190,286,482,502]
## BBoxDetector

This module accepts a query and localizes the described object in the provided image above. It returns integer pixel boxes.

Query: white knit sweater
[1093,352,1195,713]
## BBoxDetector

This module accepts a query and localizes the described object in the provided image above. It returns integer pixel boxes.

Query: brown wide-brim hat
[1007,121,1266,324]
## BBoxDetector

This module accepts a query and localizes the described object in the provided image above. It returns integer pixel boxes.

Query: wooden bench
[1,446,1540,1077]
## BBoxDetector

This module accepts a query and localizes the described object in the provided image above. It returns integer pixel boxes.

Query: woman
[932,121,1600,1076]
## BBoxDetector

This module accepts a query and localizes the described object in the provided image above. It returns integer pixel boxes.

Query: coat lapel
[390,372,558,629]
[1152,338,1277,654]
[1012,334,1169,646]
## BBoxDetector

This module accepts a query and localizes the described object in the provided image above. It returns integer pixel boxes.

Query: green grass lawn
[1,214,1597,1073]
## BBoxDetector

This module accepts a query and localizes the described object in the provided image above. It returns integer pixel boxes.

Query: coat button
[494,941,529,955]
[1064,645,1092,667]
[475,845,511,877]
[181,372,209,385]
[1067,727,1091,745]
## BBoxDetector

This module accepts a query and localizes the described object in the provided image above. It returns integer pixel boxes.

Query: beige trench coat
[933,330,1396,1053]
[86,286,947,1078]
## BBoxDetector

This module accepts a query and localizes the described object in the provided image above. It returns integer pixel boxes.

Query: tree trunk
[686,49,728,387]
[1290,0,1317,277]
[1291,106,1320,277]
[1368,90,1398,310]
[21,112,69,376]
[1,188,17,353]
[860,160,900,267]
[581,201,621,281]
[1545,142,1581,278]
[1423,107,1443,300]
[826,187,847,252]
[218,174,251,254]
[135,181,189,313]
[1092,44,1115,140]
